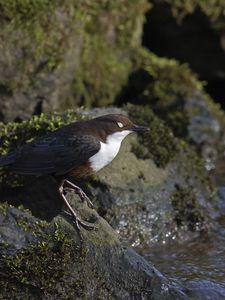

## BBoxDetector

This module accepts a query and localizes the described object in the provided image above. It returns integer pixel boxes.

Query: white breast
[89,130,132,172]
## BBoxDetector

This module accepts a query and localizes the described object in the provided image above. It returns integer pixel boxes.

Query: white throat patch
[89,130,132,172]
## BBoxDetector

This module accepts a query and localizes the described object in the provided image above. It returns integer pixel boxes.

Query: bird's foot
[59,181,96,232]
[63,210,96,231]
[63,180,94,209]
[77,189,94,209]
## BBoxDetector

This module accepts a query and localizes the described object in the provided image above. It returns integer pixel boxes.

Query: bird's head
[92,114,149,142]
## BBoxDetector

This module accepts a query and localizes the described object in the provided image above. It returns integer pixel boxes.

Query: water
[143,188,225,299]
[144,230,225,284]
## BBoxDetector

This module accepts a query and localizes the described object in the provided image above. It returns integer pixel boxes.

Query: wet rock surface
[0,198,188,300]
[91,141,213,247]
[185,280,225,300]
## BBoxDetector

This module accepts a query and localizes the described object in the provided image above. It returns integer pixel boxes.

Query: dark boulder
[0,199,188,300]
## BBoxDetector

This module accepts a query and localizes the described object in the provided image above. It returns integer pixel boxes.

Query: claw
[63,209,96,230]
[63,180,94,209]
[73,218,96,230]
[59,179,96,232]
[83,195,94,209]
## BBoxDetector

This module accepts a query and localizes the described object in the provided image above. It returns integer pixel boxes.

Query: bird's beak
[132,124,150,132]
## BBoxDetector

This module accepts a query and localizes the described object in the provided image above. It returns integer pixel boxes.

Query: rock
[0,107,217,249]
[143,2,225,81]
[185,280,225,300]
[0,199,188,300]
[118,48,225,184]
[0,0,149,122]
[1,1,225,184]
[96,105,216,247]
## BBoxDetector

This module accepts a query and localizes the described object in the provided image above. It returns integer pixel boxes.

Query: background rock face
[0,0,148,122]
[142,0,225,109]
[143,3,225,81]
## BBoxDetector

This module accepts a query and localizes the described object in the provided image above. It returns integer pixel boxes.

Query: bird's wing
[12,134,100,176]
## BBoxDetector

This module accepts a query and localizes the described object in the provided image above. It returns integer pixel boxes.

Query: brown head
[89,114,149,140]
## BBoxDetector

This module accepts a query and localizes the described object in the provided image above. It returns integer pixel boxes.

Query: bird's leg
[59,180,95,230]
[63,179,94,209]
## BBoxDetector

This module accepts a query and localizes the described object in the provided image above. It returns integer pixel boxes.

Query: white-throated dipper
[0,114,149,230]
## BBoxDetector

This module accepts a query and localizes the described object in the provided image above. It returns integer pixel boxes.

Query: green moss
[133,48,203,106]
[171,185,206,231]
[73,36,132,107]
[0,0,54,21]
[0,109,84,155]
[120,48,205,138]
[0,109,87,187]
[0,0,149,110]
[1,227,75,290]
[126,102,212,189]
[0,0,64,90]
[178,141,213,188]
[127,103,177,167]
[0,201,11,212]
[204,93,225,124]
[0,204,48,238]
[166,110,189,138]
[71,0,149,107]
[16,212,48,234]
[123,47,225,158]
[0,210,119,298]
[161,0,225,30]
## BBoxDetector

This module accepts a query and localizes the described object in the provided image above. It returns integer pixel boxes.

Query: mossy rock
[126,103,177,168]
[0,107,216,248]
[0,199,189,300]
[157,0,225,30]
[0,0,149,122]
[0,109,87,188]
[119,47,203,137]
[119,48,225,177]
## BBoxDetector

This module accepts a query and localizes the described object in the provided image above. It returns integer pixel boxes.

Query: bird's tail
[0,153,15,167]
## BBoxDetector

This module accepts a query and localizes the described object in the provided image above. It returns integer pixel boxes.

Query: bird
[0,114,149,231]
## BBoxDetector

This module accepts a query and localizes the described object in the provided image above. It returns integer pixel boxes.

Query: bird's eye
[117,122,124,128]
